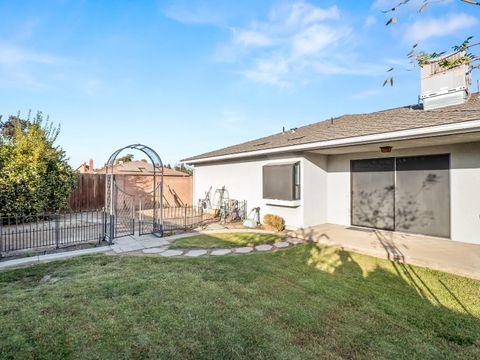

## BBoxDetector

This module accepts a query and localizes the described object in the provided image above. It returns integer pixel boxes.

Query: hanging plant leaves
[419,2,429,13]
[382,0,411,12]
[461,0,480,5]
[382,7,396,13]
[385,17,397,26]
[383,77,394,87]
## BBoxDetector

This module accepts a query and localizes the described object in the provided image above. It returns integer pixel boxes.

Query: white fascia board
[184,119,480,165]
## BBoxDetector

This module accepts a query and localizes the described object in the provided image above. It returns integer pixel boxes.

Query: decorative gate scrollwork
[104,144,164,243]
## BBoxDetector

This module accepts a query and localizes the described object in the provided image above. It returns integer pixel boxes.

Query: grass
[0,244,479,359]
[170,232,283,249]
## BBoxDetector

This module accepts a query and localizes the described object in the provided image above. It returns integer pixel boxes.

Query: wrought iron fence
[139,206,215,235]
[0,210,105,255]
[0,201,248,256]
[157,201,247,234]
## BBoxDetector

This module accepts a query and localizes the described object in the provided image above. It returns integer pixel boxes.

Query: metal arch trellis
[104,144,164,243]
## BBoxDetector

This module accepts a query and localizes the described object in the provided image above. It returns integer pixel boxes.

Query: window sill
[264,199,301,208]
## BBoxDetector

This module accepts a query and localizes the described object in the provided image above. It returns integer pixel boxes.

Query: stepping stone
[255,244,273,252]
[211,249,231,256]
[274,241,289,248]
[185,250,207,257]
[160,250,183,257]
[287,237,303,245]
[235,247,253,254]
[142,247,167,254]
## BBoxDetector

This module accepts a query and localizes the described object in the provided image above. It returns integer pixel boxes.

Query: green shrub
[0,112,77,215]
[263,214,285,232]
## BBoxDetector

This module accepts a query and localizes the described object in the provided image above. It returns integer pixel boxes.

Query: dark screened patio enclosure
[351,154,450,238]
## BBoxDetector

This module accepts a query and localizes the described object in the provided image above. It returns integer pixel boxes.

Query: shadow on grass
[306,243,480,349]
[0,242,479,358]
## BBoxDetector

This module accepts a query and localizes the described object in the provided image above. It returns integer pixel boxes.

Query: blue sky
[0,0,478,167]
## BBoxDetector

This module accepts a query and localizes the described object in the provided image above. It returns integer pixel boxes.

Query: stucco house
[183,64,480,244]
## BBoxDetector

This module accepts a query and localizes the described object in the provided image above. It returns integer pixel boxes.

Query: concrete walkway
[289,223,480,280]
[110,230,301,258]
[0,229,302,270]
[2,226,479,280]
[0,246,112,270]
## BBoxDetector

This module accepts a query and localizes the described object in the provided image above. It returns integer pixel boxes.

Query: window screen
[351,158,395,230]
[395,154,450,238]
[263,162,300,201]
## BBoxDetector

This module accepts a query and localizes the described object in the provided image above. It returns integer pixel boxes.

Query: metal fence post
[109,214,115,244]
[184,206,188,231]
[0,218,3,258]
[102,209,106,242]
[55,213,60,249]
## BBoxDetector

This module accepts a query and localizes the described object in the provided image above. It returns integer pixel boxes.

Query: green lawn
[1,244,479,359]
[170,232,283,249]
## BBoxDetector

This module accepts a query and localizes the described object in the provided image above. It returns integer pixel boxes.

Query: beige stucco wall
[193,141,480,243]
[326,141,480,244]
[193,155,307,228]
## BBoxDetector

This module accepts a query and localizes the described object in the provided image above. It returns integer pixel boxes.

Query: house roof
[93,161,190,176]
[183,93,480,163]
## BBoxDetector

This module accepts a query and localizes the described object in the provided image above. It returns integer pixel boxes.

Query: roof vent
[420,51,471,110]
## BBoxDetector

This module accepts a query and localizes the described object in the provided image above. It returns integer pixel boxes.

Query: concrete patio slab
[290,223,480,280]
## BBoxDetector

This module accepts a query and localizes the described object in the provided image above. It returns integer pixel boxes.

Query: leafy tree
[174,163,193,175]
[117,153,134,163]
[0,112,77,215]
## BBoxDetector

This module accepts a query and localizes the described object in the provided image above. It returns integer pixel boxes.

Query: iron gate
[138,183,163,236]
[104,144,164,243]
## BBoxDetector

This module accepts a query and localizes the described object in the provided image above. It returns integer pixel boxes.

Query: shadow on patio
[289,223,480,280]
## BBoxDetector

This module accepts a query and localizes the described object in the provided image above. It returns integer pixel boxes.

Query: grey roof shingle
[183,93,480,162]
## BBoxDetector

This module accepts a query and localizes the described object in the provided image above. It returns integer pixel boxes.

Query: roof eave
[182,119,480,165]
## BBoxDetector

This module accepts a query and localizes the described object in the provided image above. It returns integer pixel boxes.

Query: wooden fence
[68,174,105,211]
[68,173,193,211]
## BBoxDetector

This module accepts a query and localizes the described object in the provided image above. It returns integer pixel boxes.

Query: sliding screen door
[395,154,450,238]
[351,158,395,230]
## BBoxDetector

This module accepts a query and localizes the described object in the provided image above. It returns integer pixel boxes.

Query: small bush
[263,214,285,232]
